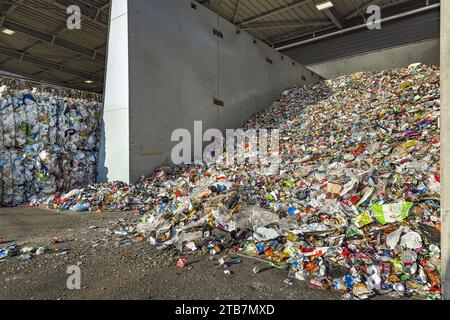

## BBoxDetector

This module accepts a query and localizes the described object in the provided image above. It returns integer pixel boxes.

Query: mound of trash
[38,64,441,299]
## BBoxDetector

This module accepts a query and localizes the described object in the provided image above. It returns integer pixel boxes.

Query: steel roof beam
[350,0,367,20]
[233,0,242,24]
[1,19,105,62]
[0,45,103,81]
[270,25,335,44]
[270,0,427,46]
[346,0,384,19]
[1,0,25,17]
[346,0,418,20]
[239,0,314,26]
[44,0,109,28]
[276,2,440,50]
[322,7,345,29]
[0,65,101,92]
[242,20,331,31]
[55,0,109,25]
[62,68,104,87]
[35,43,106,85]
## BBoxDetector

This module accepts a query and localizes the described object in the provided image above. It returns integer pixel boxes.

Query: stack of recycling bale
[0,81,101,206]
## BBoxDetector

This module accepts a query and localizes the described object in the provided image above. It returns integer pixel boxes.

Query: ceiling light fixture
[315,1,334,11]
[84,80,94,84]
[1,28,16,35]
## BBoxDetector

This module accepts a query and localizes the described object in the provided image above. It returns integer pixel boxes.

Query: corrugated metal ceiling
[0,0,108,93]
[283,8,439,65]
[0,0,441,93]
[199,0,440,45]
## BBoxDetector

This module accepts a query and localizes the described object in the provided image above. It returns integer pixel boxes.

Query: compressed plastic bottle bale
[13,96,29,147]
[23,152,39,201]
[0,90,9,147]
[0,97,16,148]
[83,103,101,151]
[11,150,26,206]
[0,78,102,205]
[34,99,50,146]
[41,148,60,174]
[0,149,20,206]
[76,100,91,150]
[58,100,79,151]
[0,148,6,205]
[86,134,97,151]
[1,146,58,205]
[35,174,57,201]
[45,95,60,146]
[23,141,44,155]
[69,151,98,188]
[58,151,72,191]
[22,93,40,145]
[86,152,98,185]
[56,99,101,152]
[58,150,89,192]
[68,150,93,189]
[0,104,3,148]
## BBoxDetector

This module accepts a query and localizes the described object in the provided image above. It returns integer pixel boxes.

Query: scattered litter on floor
[26,64,443,299]
[177,257,188,269]
[0,240,72,262]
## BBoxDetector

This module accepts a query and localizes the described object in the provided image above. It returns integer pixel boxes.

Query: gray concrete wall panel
[128,0,184,181]
[101,0,321,184]
[308,39,439,79]
[217,16,254,132]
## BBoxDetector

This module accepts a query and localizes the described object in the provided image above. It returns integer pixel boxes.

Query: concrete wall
[307,39,439,80]
[441,0,450,300]
[98,0,129,183]
[100,0,321,184]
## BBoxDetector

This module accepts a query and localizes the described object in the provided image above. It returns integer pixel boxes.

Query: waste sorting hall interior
[0,0,449,299]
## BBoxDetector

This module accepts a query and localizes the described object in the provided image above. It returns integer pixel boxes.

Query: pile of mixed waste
[37,64,441,299]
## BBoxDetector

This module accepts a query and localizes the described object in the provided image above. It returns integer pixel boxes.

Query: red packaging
[177,257,187,269]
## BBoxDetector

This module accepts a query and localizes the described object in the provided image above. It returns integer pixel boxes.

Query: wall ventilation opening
[213,29,223,38]
[301,75,306,81]
[213,98,224,106]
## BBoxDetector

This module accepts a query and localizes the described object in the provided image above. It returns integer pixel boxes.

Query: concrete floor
[0,207,407,300]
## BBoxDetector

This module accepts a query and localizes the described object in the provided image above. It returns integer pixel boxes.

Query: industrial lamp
[1,28,15,35]
[315,1,334,11]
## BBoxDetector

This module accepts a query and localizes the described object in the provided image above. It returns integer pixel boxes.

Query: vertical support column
[98,0,130,183]
[441,0,450,300]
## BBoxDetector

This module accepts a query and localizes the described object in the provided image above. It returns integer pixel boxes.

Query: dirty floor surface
[0,207,407,300]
